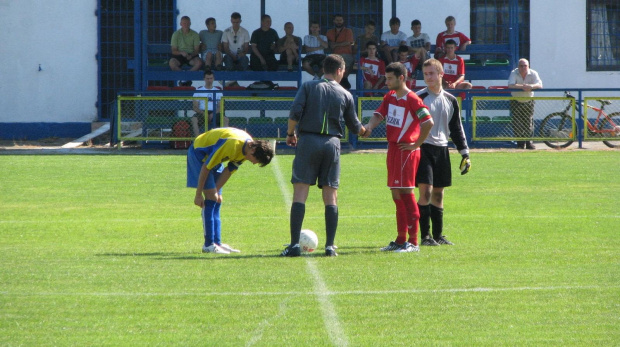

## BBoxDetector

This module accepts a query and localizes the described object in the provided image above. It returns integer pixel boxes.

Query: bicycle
[538,92,620,148]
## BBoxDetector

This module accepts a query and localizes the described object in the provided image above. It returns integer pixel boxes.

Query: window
[308,0,382,41]
[587,0,620,71]
[470,0,530,60]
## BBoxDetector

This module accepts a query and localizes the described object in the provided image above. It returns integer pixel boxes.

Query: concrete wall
[0,0,98,125]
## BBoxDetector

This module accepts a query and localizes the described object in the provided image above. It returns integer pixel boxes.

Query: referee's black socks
[290,202,305,245]
[325,205,338,247]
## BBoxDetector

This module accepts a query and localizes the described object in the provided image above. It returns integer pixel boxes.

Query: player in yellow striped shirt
[187,128,274,254]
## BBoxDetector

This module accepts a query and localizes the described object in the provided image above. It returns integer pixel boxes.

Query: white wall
[0,0,98,123]
[531,1,619,90]
[393,0,470,45]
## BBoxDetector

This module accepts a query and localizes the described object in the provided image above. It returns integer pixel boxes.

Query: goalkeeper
[415,58,470,246]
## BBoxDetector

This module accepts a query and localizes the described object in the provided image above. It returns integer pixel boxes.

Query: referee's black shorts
[416,143,452,188]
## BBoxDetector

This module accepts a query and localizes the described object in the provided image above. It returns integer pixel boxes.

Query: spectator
[198,17,223,70]
[301,21,328,80]
[508,58,543,149]
[439,39,472,89]
[380,17,408,64]
[169,16,203,71]
[281,54,367,257]
[250,14,279,71]
[363,62,434,253]
[221,12,250,71]
[357,41,386,90]
[187,128,274,254]
[416,58,471,247]
[277,22,302,72]
[407,19,431,60]
[355,20,380,57]
[397,45,422,90]
[435,16,471,59]
[192,70,227,136]
[326,14,355,89]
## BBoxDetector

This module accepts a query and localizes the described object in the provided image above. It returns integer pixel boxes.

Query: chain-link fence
[220,97,350,141]
[117,96,208,143]
[583,97,620,147]
[472,96,577,143]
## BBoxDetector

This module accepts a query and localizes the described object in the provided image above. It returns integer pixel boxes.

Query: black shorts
[170,54,191,66]
[291,133,340,189]
[416,143,452,188]
[302,54,326,67]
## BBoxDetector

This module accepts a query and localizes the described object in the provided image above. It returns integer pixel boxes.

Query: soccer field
[0,151,618,346]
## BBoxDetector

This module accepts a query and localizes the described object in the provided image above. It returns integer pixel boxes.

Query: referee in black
[281,54,368,257]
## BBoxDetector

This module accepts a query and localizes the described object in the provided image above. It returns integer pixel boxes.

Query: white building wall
[0,0,618,126]
[0,0,98,123]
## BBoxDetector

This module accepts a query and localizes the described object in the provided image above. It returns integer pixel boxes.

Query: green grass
[1,151,619,346]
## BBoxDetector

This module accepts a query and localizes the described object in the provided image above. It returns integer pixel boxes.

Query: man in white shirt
[380,17,408,64]
[192,70,226,136]
[221,12,250,71]
[508,58,543,149]
[302,21,328,79]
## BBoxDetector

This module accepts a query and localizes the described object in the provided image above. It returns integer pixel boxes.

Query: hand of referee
[460,154,471,175]
[286,133,297,147]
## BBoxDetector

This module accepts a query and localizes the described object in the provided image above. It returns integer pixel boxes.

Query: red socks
[400,193,420,246]
[392,197,408,244]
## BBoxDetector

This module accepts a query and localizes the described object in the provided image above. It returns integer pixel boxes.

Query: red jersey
[439,55,465,84]
[399,56,420,89]
[435,31,470,51]
[374,90,432,143]
[360,57,385,87]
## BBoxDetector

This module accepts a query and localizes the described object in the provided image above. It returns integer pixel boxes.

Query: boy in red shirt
[363,62,434,252]
[358,41,386,90]
[434,16,471,59]
[439,40,472,89]
[397,45,421,90]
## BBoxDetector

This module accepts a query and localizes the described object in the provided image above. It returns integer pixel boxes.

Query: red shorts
[387,142,420,188]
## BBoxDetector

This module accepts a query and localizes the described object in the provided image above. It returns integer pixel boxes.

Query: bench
[142,44,303,87]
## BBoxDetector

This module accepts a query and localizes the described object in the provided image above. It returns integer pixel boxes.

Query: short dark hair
[231,12,241,20]
[445,16,455,23]
[205,17,215,26]
[251,140,274,167]
[365,20,376,27]
[366,41,378,49]
[411,19,421,27]
[445,39,457,47]
[203,70,214,78]
[310,20,320,27]
[398,45,409,53]
[181,16,190,22]
[261,14,271,21]
[323,54,345,75]
[385,62,408,79]
[333,14,344,20]
[389,17,401,26]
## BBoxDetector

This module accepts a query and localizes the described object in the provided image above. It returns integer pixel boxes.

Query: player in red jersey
[397,45,421,90]
[439,39,472,89]
[434,16,471,59]
[357,41,386,90]
[363,62,434,252]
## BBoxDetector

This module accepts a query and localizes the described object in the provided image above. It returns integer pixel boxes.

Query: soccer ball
[299,229,319,253]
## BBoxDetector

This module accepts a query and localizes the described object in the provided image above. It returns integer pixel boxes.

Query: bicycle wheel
[539,112,574,148]
[597,112,620,148]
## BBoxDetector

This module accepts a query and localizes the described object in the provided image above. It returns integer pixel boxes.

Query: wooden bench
[142,44,303,87]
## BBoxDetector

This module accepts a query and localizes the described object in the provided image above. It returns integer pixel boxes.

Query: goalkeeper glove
[460,154,471,175]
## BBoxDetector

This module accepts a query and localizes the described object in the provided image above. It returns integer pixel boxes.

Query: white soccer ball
[299,229,319,253]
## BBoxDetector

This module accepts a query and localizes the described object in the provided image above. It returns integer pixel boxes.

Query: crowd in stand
[168,12,475,90]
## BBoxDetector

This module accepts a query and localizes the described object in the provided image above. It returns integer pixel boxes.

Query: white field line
[2,285,615,297]
[271,156,349,347]
[245,297,291,347]
[306,259,350,347]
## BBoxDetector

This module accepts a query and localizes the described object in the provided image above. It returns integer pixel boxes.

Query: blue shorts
[187,144,224,190]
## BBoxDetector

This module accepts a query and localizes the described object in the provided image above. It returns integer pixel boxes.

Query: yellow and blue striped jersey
[192,128,252,171]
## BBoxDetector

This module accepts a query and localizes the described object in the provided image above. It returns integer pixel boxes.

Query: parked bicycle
[538,92,620,148]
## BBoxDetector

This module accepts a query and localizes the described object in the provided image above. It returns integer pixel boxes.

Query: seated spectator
[439,39,472,90]
[435,16,471,59]
[355,20,380,57]
[192,70,228,136]
[277,22,302,72]
[326,14,355,89]
[407,19,431,61]
[397,45,422,90]
[301,21,328,80]
[198,17,224,70]
[356,41,385,90]
[250,14,279,71]
[221,12,250,71]
[380,17,408,64]
[169,16,203,71]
